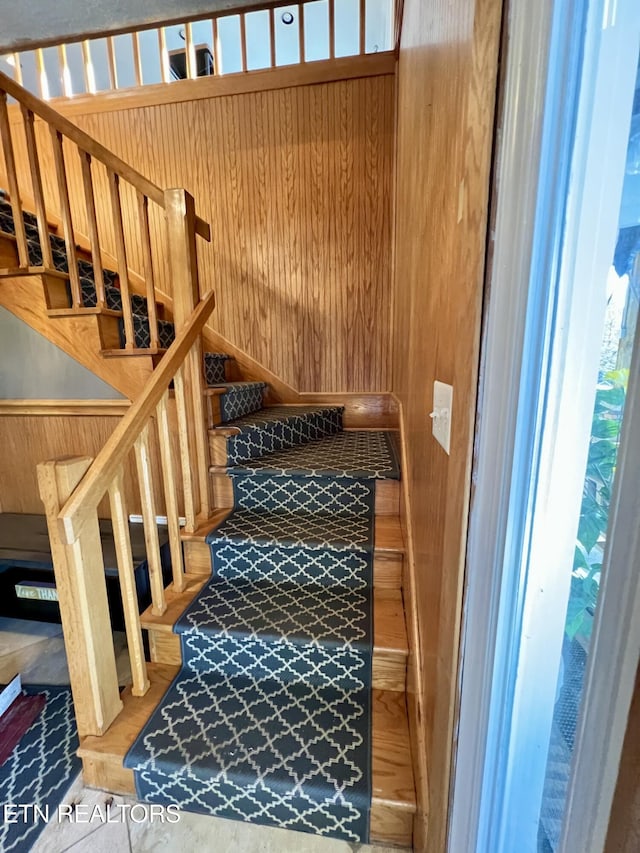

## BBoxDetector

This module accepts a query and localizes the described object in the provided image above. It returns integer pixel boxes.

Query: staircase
[0,70,416,847]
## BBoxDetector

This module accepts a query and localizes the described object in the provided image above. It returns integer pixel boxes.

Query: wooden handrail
[57,288,216,546]
[0,69,210,241]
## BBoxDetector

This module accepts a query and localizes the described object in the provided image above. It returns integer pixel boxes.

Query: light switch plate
[432,381,453,454]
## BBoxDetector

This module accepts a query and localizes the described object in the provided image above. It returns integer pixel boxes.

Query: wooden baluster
[81,41,96,93]
[35,48,49,99]
[12,54,22,85]
[360,0,366,54]
[37,457,123,737]
[80,152,105,307]
[21,106,53,269]
[185,23,197,80]
[0,93,29,266]
[132,32,143,86]
[158,28,170,83]
[173,365,196,532]
[107,169,134,347]
[134,423,167,616]
[211,19,221,75]
[58,44,72,97]
[108,467,151,696]
[239,14,248,72]
[50,128,81,306]
[156,392,186,592]
[165,187,211,526]
[299,4,306,63]
[106,37,118,89]
[394,0,404,51]
[137,192,159,349]
[269,9,276,67]
[328,0,335,59]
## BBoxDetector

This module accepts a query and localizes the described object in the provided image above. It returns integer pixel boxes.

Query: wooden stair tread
[179,509,232,541]
[47,307,123,318]
[140,582,407,694]
[0,265,69,278]
[208,425,242,437]
[142,583,406,654]
[375,589,408,656]
[181,514,403,589]
[78,664,415,845]
[78,662,179,763]
[101,347,167,358]
[140,575,208,632]
[375,515,405,554]
[371,689,416,810]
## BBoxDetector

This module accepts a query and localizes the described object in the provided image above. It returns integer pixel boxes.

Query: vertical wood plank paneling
[7,75,394,392]
[392,0,503,850]
[0,411,184,518]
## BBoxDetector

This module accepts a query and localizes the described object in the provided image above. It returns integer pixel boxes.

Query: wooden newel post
[37,457,124,738]
[164,187,212,527]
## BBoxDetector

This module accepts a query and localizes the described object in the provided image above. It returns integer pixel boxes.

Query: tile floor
[0,616,402,853]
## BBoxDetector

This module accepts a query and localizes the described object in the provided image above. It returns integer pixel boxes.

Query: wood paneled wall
[0,404,183,518]
[8,72,395,393]
[392,0,502,850]
[606,666,640,852]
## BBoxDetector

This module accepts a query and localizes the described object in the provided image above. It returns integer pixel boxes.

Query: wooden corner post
[37,456,124,738]
[164,187,212,527]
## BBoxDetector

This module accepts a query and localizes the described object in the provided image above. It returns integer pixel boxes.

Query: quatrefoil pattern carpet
[0,686,80,853]
[125,427,400,843]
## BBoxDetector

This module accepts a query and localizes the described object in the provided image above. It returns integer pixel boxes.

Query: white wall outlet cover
[431,380,453,454]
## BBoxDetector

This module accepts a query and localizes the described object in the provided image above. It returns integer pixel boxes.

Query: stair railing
[37,287,215,739]
[0,69,210,351]
[3,0,401,103]
[0,69,217,740]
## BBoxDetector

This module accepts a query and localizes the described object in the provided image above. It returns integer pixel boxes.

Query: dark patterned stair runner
[125,429,400,842]
[214,405,344,464]
[204,352,231,384]
[211,381,268,422]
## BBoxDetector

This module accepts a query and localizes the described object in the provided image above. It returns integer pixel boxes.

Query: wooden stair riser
[210,472,400,517]
[224,357,242,382]
[183,538,213,574]
[96,313,124,351]
[41,273,72,311]
[77,665,415,847]
[183,537,403,588]
[208,432,234,467]
[0,232,17,266]
[206,393,222,428]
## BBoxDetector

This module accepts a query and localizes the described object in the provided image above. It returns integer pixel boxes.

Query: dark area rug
[0,685,80,853]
